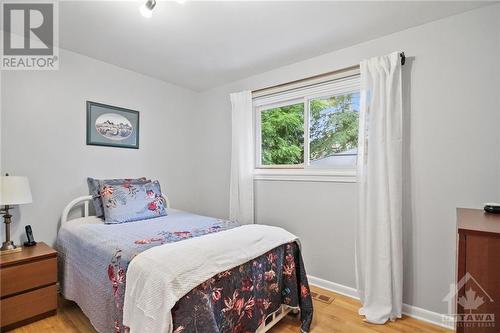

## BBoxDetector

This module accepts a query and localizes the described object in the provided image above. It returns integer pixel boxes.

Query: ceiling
[60,1,492,91]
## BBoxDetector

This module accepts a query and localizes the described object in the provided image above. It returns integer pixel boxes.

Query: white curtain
[355,52,403,324]
[229,91,254,225]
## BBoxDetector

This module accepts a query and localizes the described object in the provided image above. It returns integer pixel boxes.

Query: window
[254,72,360,181]
[309,92,359,167]
[260,101,304,167]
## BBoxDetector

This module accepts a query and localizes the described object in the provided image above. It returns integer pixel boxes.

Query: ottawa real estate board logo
[443,272,495,329]
[1,1,59,70]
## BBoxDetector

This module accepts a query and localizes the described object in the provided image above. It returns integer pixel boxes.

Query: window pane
[309,92,359,167]
[261,103,304,166]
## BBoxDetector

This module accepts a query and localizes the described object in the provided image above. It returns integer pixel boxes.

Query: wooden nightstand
[0,242,57,331]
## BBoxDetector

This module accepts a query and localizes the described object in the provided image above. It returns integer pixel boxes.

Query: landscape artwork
[86,101,139,149]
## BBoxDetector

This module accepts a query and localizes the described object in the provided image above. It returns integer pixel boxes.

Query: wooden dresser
[457,208,500,333]
[0,242,58,331]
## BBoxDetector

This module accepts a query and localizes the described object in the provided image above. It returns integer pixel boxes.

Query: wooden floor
[10,286,452,333]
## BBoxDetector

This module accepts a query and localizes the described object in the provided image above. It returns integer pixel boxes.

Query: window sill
[253,168,357,183]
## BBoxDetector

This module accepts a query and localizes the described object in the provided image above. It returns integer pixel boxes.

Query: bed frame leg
[256,305,299,333]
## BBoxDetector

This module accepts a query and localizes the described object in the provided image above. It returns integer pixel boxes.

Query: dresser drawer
[0,257,57,297]
[0,284,57,328]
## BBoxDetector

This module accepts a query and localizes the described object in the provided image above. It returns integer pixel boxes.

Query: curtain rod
[253,52,406,95]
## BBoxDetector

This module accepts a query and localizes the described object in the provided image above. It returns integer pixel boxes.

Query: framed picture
[86,101,140,149]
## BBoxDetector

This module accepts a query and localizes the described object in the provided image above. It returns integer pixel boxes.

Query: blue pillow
[87,177,149,217]
[101,180,167,224]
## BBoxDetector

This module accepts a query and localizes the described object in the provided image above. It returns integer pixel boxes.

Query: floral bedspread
[172,242,313,333]
[57,209,312,333]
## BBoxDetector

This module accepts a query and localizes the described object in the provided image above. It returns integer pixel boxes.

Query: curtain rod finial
[400,52,406,66]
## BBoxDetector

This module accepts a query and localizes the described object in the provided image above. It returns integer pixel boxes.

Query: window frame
[253,71,360,182]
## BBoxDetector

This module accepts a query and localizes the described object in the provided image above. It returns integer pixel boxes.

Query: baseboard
[307,275,359,300]
[402,303,454,330]
[307,275,454,330]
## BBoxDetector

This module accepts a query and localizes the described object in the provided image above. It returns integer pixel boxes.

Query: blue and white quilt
[57,209,238,333]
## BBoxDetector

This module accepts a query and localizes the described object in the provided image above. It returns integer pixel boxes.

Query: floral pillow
[101,180,167,224]
[87,177,149,217]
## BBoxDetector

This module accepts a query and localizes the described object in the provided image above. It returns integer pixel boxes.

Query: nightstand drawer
[0,284,57,328]
[0,257,57,297]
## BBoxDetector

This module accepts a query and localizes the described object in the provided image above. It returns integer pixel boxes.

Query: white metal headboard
[61,194,170,224]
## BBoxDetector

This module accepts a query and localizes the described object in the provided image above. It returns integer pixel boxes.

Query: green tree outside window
[260,92,359,166]
[261,103,304,165]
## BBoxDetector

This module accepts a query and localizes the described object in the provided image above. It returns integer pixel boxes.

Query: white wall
[1,49,199,246]
[194,4,500,315]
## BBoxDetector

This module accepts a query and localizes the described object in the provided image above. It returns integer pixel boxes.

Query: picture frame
[86,101,140,149]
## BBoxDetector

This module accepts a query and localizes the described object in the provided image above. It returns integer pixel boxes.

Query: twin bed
[57,194,313,333]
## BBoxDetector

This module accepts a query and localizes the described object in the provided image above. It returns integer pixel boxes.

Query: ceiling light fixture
[176,0,186,4]
[139,0,156,18]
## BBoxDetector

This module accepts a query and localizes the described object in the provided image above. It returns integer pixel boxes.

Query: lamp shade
[0,176,32,205]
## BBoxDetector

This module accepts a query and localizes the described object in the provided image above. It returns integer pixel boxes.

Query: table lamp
[0,174,32,254]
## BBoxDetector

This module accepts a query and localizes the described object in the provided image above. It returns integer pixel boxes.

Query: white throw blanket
[123,224,298,333]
